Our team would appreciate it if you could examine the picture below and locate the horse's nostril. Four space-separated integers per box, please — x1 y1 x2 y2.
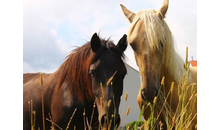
141 89 147 101
141 88 158 103
100 114 121 129
155 89 158 96
109 114 121 129
101 114 107 126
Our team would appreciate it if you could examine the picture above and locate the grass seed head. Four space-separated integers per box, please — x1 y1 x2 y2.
100 82 105 99
161 76 165 86
172 116 175 124
108 100 112 108
40 73 43 85
170 82 174 93
100 97 103 107
124 92 128 101
93 102 96 108
106 71 117 87
126 107 130 116
153 96 157 104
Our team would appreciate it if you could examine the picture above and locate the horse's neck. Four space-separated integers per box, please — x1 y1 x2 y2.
161 65 197 88
161 66 197 114
161 66 178 90
42 70 62 96
189 67 197 85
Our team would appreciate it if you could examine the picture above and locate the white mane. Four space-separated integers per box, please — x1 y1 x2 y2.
131 9 187 83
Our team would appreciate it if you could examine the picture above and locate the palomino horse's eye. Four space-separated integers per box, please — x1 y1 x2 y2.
160 42 164 48
130 43 136 50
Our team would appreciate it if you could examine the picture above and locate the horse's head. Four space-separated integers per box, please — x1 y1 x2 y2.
121 0 169 103
89 33 127 129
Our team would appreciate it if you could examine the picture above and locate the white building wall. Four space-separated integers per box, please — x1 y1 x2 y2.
119 64 142 126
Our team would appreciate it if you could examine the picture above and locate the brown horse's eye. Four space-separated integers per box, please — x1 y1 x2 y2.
89 70 96 77
94 93 99 97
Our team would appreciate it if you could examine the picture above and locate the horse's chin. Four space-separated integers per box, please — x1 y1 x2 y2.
99 114 120 130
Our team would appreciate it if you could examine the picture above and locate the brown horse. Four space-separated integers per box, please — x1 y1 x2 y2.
23 33 128 130
121 0 197 129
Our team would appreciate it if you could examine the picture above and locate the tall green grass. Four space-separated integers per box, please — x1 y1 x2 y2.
27 47 196 130
125 47 197 130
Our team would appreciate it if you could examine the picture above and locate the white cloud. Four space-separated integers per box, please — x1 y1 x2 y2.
23 62 35 73
50 28 58 38
23 0 197 73
166 0 197 60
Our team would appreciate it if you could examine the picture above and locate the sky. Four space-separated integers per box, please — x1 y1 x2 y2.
23 0 197 73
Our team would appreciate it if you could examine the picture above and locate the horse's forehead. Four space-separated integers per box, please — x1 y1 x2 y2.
127 18 143 44
130 9 158 30
95 52 125 71
103 52 123 65
132 9 157 24
127 18 147 53
128 9 166 52
128 10 153 39
94 49 122 63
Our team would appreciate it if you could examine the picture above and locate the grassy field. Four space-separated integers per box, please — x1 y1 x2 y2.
124 47 197 130
125 69 197 130
27 48 197 130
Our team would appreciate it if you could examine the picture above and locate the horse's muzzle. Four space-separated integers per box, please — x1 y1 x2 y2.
100 114 121 129
141 88 158 103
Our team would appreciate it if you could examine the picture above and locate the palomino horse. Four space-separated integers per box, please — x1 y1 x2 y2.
121 0 197 129
23 33 128 130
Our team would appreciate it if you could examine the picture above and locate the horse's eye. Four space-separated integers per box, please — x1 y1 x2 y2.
89 70 95 77
130 43 136 50
94 93 99 97
160 42 164 48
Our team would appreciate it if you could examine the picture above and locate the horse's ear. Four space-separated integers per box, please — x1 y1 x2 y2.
91 33 101 52
117 34 127 52
120 4 136 23
156 0 169 19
